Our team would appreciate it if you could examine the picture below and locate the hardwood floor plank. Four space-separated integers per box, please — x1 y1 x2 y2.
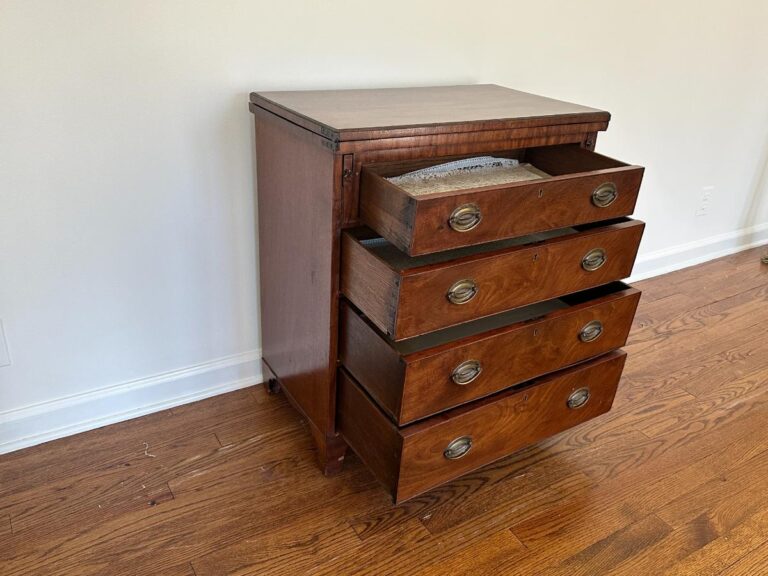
314 512 527 576
69 560 198 576
664 507 768 576
545 514 673 575
1 432 218 540
195 516 434 576
419 473 592 536
0 409 180 493
656 449 768 532
0 387 290 499
634 362 768 440
410 529 527 576
617 330 768 407
502 403 768 570
603 514 719 576
171 385 300 446
0 459 378 576
195 501 523 576
625 281 768 359
575 385 696 444
578 386 768 487
636 247 766 305
680 338 768 399
189 506 366 576
167 424 311 496
718 540 768 576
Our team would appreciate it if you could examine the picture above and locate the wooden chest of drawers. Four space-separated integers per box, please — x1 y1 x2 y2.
249 85 645 503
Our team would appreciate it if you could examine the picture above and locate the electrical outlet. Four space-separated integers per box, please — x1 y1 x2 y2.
695 186 714 216
0 320 11 367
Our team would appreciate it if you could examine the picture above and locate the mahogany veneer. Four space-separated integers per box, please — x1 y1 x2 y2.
250 84 645 501
337 351 627 503
360 145 644 256
340 283 640 424
341 219 644 340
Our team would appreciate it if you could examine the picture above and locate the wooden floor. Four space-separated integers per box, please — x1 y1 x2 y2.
2 247 767 576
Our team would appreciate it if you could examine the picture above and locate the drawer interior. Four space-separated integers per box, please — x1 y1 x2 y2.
364 144 635 198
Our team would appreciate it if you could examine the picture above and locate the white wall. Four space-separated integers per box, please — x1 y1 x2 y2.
1 0 767 453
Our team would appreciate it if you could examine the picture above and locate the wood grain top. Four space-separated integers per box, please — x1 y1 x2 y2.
250 84 610 141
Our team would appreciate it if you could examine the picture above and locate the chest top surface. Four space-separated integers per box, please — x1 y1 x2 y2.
250 84 610 141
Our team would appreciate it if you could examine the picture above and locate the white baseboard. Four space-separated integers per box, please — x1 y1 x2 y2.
628 222 768 282
0 350 262 455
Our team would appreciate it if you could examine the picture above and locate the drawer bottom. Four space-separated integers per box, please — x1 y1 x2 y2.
337 350 626 503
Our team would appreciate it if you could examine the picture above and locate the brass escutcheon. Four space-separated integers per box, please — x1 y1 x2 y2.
592 182 618 207
579 320 604 342
447 279 477 305
582 248 607 271
451 360 482 385
567 388 590 409
449 203 482 232
444 436 473 460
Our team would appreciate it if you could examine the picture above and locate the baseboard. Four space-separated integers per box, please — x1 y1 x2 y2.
0 349 263 455
628 222 768 282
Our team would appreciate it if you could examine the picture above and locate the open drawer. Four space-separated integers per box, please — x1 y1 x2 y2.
341 218 645 340
359 145 644 256
340 282 640 425
337 350 626 503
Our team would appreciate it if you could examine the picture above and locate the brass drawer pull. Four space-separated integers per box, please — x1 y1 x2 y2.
451 360 482 385
447 279 477 305
449 203 482 232
579 320 603 342
444 436 473 460
592 182 618 207
567 388 590 409
582 248 607 271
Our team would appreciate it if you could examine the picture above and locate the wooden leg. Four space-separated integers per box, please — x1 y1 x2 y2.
266 377 281 394
261 359 281 394
262 359 347 474
309 426 348 476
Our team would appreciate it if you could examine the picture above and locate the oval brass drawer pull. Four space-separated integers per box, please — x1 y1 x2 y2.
449 203 482 232
447 279 477 305
567 387 590 409
579 320 603 342
444 436 473 460
582 248 607 271
592 182 618 207
451 360 482 385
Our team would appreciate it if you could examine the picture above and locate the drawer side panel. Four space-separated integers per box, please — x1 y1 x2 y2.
337 370 403 495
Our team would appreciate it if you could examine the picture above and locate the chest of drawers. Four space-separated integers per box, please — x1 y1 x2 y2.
249 85 644 503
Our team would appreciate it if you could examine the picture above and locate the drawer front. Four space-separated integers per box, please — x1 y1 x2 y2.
340 283 640 424
360 145 644 256
395 219 644 338
337 350 626 503
341 219 645 340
